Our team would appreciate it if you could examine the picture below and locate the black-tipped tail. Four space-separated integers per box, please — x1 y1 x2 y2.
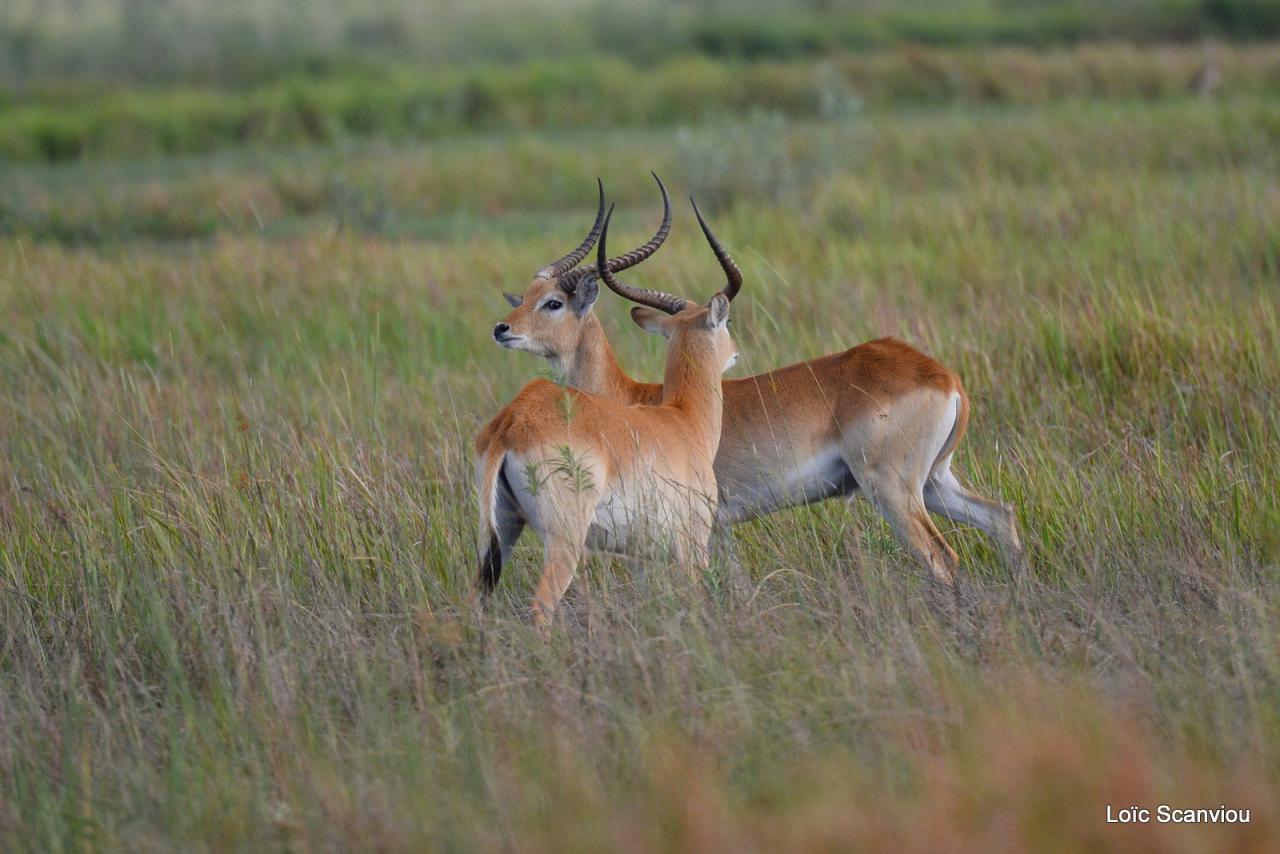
478 534 503 594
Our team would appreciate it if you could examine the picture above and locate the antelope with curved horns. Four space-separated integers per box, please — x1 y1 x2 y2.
494 178 1023 585
475 200 741 626
492 175 671 373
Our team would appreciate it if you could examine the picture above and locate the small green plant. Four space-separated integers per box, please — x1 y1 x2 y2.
522 444 596 499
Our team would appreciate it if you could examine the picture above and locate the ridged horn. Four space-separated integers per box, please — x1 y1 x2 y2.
536 178 606 280
596 205 688 316
561 172 671 289
690 197 742 302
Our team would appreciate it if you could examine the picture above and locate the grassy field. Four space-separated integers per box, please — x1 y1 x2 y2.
3 40 1280 852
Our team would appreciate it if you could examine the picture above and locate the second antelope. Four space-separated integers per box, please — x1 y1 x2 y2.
494 178 1023 585
476 201 742 626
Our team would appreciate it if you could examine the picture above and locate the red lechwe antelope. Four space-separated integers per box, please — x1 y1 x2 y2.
475 199 742 625
493 177 1023 585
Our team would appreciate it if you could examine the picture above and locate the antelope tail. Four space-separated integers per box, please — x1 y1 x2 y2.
476 446 508 593
931 385 971 479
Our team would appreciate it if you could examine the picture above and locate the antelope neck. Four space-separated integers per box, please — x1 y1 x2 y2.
556 313 642 401
659 331 723 438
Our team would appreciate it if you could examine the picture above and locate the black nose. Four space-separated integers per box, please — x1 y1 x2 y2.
493 323 510 339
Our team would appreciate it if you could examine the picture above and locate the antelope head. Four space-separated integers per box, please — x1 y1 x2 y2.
492 175 671 360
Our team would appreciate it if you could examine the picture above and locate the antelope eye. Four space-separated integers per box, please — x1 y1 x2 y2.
543 300 564 311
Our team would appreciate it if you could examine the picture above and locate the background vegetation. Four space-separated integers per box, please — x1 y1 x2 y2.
2 1 1279 850
3 0 1280 86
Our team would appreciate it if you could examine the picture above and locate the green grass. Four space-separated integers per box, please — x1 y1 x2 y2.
4 42 1279 163
4 0 1280 86
3 64 1280 849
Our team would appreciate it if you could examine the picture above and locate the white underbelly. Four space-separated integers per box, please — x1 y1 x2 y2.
717 445 855 524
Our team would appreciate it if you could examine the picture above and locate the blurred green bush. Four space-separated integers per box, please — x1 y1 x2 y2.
2 42 1277 163
3 1 1280 87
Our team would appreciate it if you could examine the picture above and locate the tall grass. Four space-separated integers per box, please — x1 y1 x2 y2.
3 83 1279 847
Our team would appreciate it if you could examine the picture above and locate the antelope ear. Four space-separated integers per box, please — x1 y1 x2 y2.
569 276 599 317
503 292 523 308
631 306 673 338
705 293 730 329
